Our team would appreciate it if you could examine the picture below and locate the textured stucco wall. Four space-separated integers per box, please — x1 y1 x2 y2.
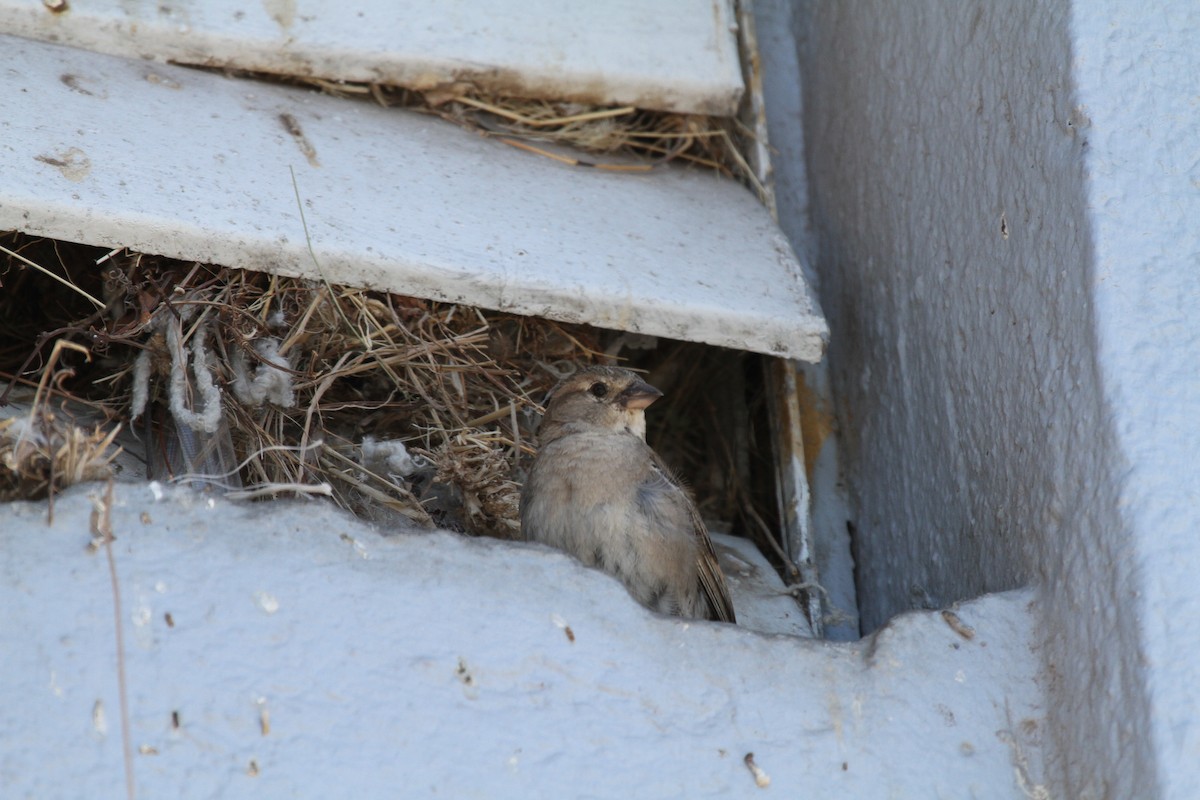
1071 5 1200 798
799 0 1093 628
794 0 1200 796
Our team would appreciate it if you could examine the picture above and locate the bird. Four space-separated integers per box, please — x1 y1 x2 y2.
520 365 736 623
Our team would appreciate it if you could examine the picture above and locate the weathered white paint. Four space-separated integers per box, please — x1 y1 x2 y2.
711 532 814 638
794 0 1200 796
0 0 743 115
0 34 826 363
753 0 858 641
0 483 1044 797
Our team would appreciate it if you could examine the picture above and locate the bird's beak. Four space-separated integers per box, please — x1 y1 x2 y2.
618 379 663 410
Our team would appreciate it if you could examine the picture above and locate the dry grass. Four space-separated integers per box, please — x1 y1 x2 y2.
0 233 778 553
0 413 122 503
0 339 123 503
397 90 766 199
0 233 611 535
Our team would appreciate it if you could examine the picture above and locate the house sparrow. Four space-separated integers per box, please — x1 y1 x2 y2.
520 366 736 623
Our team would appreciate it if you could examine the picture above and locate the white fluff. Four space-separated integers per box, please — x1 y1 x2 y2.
232 338 295 408
131 304 224 432
360 436 422 478
130 348 152 421
167 317 222 434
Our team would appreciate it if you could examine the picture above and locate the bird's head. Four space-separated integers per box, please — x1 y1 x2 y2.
539 365 662 441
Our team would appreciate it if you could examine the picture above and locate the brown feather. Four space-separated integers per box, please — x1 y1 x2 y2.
649 449 736 623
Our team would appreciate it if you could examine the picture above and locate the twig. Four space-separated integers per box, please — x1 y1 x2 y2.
0 242 105 308
91 480 136 800
451 95 635 127
463 403 518 428
169 441 325 485
496 138 654 172
288 166 355 333
743 498 802 581
21 340 93 522
225 482 333 500
296 352 350 484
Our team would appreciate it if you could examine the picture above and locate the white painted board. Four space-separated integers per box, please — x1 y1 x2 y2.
0 35 827 362
713 532 814 637
0 0 743 115
0 483 1045 798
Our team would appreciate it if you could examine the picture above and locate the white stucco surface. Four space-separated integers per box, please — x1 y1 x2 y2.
1071 5 1200 797
0 0 743 115
0 34 827 362
794 0 1200 796
0 483 1045 798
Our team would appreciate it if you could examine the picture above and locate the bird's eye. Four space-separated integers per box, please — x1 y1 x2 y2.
589 382 608 398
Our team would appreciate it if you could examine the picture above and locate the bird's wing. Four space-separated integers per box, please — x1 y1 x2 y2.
648 451 737 624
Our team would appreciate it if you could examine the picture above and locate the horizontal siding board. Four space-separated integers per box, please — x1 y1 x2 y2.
0 35 826 361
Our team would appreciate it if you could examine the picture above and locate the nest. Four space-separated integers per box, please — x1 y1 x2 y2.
0 233 613 536
1 232 780 561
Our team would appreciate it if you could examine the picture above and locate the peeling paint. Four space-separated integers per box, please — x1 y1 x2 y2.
0 0 745 115
35 148 91 182
794 369 835 481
